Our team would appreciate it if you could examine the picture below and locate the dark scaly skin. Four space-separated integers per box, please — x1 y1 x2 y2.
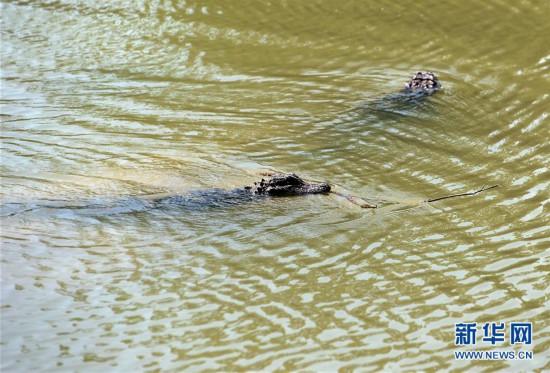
404 71 442 94
243 173 331 196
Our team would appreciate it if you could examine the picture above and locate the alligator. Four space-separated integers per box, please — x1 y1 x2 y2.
403 71 442 94
151 173 338 210
243 173 331 196
1 170 499 218
360 71 442 116
1 173 359 218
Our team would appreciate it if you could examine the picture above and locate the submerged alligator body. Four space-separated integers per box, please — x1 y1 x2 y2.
363 71 442 115
1 174 333 218
151 173 332 210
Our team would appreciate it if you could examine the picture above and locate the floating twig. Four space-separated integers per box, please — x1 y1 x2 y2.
331 191 377 208
426 184 500 203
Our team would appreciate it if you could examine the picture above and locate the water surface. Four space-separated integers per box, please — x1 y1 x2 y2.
1 0 549 371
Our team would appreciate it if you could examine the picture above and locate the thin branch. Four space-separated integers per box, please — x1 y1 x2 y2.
331 191 377 208
426 184 500 203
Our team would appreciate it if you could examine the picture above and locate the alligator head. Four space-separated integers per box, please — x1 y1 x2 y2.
404 71 441 94
244 173 331 196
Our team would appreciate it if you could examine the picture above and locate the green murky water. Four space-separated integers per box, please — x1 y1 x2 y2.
1 0 549 371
